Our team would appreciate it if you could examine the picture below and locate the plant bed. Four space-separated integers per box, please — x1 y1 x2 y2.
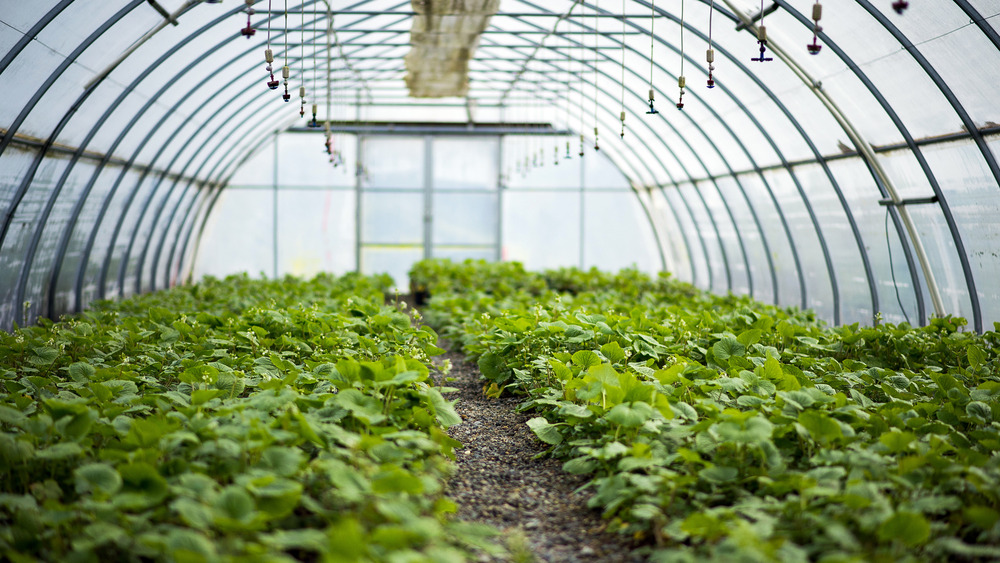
415 258 1000 562
0 273 499 562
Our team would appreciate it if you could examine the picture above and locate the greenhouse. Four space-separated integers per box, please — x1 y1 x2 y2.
1 0 999 561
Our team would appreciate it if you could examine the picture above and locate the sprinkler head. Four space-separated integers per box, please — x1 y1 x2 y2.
241 25 256 38
267 74 280 90
807 41 822 54
892 0 908 14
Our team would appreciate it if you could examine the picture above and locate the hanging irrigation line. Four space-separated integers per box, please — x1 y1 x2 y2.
578 1 585 156
308 7 320 127
282 0 291 101
646 0 658 114
677 0 686 108
299 2 306 116
619 0 626 138
593 0 600 151
264 0 279 89
706 0 716 88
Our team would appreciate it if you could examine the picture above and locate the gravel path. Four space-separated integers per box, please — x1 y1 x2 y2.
436 349 647 563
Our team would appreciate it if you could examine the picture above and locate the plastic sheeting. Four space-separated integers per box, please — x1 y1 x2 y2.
1 0 999 331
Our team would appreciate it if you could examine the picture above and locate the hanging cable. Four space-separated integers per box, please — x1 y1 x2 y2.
619 0 626 139
751 0 773 62
308 7 320 127
579 4 585 157
264 0 279 89
282 0 291 101
808 1 823 54
593 0 600 151
885 208 911 325
242 0 256 37
299 2 306 117
647 0 658 114
677 0 686 108
706 0 716 88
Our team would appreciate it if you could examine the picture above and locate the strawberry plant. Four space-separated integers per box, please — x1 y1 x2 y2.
417 259 1000 562
0 273 499 562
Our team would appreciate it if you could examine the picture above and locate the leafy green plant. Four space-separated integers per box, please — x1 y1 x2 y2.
0 273 501 562
417 258 1000 562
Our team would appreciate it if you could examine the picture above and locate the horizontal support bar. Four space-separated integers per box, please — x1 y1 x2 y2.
878 195 939 207
0 128 219 190
287 121 572 135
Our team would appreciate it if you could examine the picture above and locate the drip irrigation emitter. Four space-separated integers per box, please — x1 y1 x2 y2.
263 0 279 89
619 0 626 139
706 0 716 88
677 0 686 108
646 0 658 114
241 0 256 37
281 0 290 102
751 0 773 62
808 1 823 54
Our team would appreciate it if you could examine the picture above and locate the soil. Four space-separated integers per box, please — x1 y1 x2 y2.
434 349 648 563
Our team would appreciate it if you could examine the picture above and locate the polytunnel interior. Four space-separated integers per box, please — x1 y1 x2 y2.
1 0 999 333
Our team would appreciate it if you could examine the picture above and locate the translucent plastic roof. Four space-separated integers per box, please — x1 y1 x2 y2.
1 0 999 332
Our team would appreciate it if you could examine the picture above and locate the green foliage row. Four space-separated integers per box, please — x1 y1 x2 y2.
0 273 498 562
415 259 1000 562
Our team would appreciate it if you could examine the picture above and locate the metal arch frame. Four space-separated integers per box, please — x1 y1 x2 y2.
32 0 391 313
953 0 1000 52
771 1 956 328
629 0 859 324
856 0 989 331
3 0 987 327
179 131 287 286
0 0 75 75
513 1 745 294
2 2 148 327
73 2 390 307
47 4 260 318
519 1 828 311
174 128 287 287
0 0 144 258
470 37 714 289
486 21 747 295
144 95 300 294
517 0 838 311
127 7 407 297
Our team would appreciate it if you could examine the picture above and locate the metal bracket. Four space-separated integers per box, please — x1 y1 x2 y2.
735 3 779 31
878 195 939 207
146 0 179 26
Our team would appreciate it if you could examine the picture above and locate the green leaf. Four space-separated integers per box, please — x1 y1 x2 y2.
372 466 424 494
878 511 930 547
74 463 122 496
191 389 225 405
68 361 96 382
428 388 462 427
966 401 993 424
30 346 59 366
605 401 654 427
737 329 762 347
478 351 507 383
257 446 304 477
36 442 83 460
798 410 842 443
213 486 256 522
600 342 627 364
336 389 386 426
699 465 739 484
967 345 987 370
713 336 745 361
526 417 563 445
571 350 602 368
